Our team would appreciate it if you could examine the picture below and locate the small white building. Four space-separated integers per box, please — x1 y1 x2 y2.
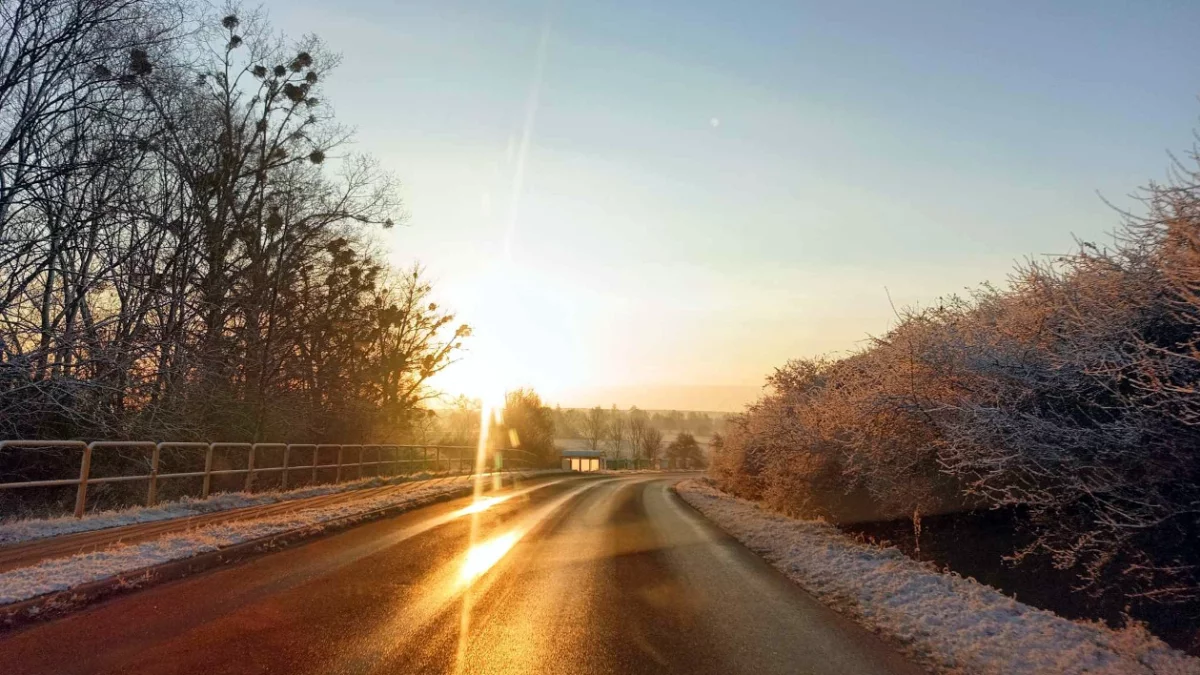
561 449 604 472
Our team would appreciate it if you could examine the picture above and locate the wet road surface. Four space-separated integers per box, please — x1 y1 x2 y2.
0 474 922 674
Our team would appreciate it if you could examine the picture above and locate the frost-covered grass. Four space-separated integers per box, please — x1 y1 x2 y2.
0 476 491 605
676 478 1200 675
0 470 474 546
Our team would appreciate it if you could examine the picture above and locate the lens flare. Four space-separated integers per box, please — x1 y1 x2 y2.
454 12 553 673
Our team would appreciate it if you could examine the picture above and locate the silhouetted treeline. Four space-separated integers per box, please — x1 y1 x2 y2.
408 391 557 468
710 143 1200 646
0 1 467 444
551 407 724 439
547 405 721 464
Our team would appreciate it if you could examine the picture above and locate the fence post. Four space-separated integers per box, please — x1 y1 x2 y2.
201 443 214 498
282 444 291 490
244 444 256 492
335 445 344 483
146 443 162 507
74 443 94 518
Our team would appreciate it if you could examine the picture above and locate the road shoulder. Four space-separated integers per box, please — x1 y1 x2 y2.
0 471 558 630
674 477 1200 675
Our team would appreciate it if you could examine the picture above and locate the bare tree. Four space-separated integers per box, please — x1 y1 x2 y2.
628 406 650 462
605 404 627 460
639 427 663 465
0 3 466 447
581 406 606 452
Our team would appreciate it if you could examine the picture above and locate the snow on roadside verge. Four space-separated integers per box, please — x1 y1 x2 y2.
0 471 473 546
0 470 561 606
675 478 1200 675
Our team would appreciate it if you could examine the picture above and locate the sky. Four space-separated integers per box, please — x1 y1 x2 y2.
261 0 1200 411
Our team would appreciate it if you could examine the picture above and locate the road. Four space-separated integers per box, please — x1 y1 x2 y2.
0 474 922 675
0 473 496 573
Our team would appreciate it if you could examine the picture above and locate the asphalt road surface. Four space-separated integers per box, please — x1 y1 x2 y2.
0 474 922 675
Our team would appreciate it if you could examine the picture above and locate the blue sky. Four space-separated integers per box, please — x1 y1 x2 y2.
263 0 1200 409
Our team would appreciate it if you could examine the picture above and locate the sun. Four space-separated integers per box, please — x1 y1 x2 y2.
428 263 585 405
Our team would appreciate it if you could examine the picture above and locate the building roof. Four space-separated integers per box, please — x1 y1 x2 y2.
560 449 604 458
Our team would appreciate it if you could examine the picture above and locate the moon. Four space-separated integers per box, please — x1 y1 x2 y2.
710 117 720 128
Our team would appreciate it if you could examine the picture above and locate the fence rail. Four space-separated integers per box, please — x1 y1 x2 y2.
0 440 539 518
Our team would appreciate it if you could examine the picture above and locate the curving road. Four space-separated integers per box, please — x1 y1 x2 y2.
0 474 922 674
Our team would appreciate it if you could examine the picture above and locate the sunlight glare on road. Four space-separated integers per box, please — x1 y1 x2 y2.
453 495 510 517
458 532 519 586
